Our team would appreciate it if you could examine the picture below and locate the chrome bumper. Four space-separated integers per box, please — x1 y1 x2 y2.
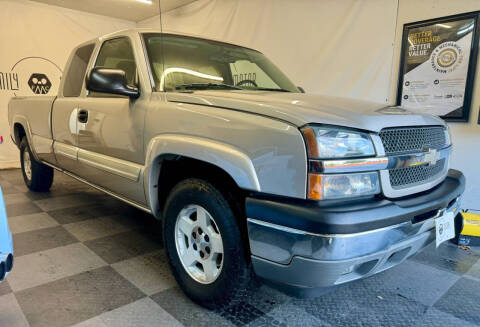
248 200 460 289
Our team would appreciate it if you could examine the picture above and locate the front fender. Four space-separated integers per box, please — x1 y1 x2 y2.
144 134 260 216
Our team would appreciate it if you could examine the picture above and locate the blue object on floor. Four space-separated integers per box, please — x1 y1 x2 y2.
0 187 13 281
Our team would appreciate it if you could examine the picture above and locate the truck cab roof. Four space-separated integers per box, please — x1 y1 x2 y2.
76 28 258 54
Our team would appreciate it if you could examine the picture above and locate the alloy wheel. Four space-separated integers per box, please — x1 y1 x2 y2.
174 204 224 284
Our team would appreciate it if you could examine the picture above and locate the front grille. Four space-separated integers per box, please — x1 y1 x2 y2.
389 158 446 189
380 126 446 155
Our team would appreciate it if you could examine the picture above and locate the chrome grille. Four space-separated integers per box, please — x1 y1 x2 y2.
389 159 446 189
379 126 446 155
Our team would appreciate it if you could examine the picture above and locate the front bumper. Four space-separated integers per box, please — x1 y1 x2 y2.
0 187 14 281
246 169 465 290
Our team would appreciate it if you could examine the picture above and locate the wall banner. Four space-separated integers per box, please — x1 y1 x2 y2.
397 13 480 122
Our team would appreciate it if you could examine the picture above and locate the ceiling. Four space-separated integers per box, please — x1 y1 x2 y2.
29 0 197 22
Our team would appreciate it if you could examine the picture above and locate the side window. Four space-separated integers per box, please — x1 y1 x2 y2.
95 37 137 86
63 43 95 97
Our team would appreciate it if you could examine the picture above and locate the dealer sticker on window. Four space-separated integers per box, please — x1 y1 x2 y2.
435 211 455 247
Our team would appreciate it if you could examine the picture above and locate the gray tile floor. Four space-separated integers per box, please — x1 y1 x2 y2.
0 168 479 327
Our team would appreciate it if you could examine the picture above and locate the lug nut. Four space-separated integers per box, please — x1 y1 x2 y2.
198 228 203 235
193 244 197 251
204 235 209 242
192 232 196 238
205 246 210 254
199 251 204 258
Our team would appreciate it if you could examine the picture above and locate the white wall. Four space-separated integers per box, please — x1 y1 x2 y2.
0 0 135 168
139 0 398 103
140 0 480 210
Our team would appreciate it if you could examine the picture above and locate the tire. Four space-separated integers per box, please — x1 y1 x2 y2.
163 178 252 309
20 137 53 192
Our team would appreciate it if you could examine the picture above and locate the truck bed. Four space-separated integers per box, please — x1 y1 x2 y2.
8 96 56 150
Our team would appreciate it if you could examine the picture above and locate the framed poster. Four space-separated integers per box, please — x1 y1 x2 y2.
397 12 480 122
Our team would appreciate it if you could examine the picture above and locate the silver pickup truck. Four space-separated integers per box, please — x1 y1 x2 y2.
8 29 465 308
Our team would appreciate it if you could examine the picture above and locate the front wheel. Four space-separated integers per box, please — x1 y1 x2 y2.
163 178 252 309
20 137 53 192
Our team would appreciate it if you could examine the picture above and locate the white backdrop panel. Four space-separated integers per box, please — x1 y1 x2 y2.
0 0 135 168
139 0 398 103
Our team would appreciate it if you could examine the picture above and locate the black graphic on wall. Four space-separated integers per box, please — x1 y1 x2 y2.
28 73 51 94
9 56 62 97
0 72 19 91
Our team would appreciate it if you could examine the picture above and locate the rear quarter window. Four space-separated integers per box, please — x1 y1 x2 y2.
63 43 95 97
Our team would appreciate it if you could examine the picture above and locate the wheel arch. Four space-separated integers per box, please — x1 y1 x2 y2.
11 116 40 161
13 122 26 147
144 134 260 218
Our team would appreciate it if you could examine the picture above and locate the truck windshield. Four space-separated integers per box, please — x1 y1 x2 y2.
142 33 299 93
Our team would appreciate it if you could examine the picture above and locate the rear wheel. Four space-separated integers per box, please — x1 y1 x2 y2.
20 137 53 192
163 178 251 309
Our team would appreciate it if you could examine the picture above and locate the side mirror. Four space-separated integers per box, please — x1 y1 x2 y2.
86 67 139 98
298 86 305 93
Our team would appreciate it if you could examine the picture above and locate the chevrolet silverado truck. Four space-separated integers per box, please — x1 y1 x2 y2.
8 29 465 308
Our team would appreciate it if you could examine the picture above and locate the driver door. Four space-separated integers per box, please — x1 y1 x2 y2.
75 36 147 205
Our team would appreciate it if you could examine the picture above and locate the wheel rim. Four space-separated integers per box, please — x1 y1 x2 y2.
23 149 32 181
174 204 224 284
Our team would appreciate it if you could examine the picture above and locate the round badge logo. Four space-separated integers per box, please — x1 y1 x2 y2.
437 48 457 68
430 41 464 74
10 57 62 97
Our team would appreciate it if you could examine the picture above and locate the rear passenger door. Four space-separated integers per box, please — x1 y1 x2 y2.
75 36 147 205
52 43 95 174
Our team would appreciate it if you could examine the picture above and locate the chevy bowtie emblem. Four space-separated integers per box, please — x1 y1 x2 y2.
423 148 440 166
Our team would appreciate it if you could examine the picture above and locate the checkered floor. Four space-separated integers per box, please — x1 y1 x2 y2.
0 168 479 327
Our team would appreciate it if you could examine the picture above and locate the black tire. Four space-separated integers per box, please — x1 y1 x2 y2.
20 137 53 192
163 178 252 309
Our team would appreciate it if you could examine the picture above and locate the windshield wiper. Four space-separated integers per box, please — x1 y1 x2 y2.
252 87 292 92
176 83 243 91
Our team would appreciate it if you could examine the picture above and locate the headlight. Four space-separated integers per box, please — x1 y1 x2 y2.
301 126 375 159
302 125 380 200
308 172 380 200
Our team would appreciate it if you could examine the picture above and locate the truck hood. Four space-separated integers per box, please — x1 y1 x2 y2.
166 90 444 132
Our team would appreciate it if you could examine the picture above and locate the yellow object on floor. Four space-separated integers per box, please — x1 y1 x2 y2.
462 212 480 237
458 212 480 246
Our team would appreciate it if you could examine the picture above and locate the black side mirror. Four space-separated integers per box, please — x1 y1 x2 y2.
298 86 305 93
86 67 139 98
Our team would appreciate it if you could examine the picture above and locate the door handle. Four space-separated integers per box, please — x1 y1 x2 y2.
78 109 88 123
